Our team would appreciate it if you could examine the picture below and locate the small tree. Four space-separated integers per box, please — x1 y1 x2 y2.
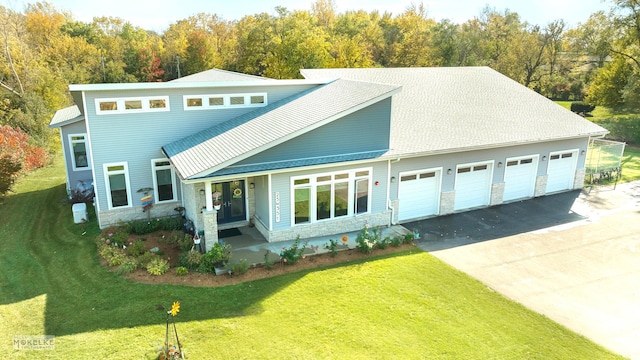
0 125 49 198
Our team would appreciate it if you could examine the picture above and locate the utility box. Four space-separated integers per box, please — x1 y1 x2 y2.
72 203 87 224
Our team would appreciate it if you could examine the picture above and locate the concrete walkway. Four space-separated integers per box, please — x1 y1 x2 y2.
408 182 640 359
222 224 410 266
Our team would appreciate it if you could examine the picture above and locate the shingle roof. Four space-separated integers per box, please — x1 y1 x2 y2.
49 105 84 128
170 68 268 82
301 67 608 157
163 79 401 180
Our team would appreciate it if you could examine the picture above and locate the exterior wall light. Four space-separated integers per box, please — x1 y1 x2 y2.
390 176 396 183
542 156 547 161
447 169 453 175
498 162 503 168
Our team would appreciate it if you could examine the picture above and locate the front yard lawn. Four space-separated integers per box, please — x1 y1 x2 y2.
0 162 624 359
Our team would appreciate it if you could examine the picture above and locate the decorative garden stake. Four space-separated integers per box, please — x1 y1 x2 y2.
138 187 154 220
160 301 183 359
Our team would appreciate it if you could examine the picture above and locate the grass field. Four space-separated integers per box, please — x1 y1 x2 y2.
0 161 626 359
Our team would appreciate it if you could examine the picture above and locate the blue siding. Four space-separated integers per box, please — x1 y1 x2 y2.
253 175 270 227
85 84 315 211
236 98 392 166
60 121 93 192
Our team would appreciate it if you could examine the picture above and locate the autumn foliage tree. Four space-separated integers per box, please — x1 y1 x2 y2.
0 125 49 197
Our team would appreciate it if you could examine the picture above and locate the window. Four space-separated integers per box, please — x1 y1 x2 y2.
152 159 177 203
69 134 90 171
96 96 170 115
183 93 268 111
292 168 371 225
104 162 131 209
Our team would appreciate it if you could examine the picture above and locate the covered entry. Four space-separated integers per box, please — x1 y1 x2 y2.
398 169 441 221
212 180 247 224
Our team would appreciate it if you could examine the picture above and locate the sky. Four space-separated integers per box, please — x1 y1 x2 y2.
3 0 611 32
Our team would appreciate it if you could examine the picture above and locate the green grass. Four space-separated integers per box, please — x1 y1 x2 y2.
0 162 625 359
620 145 640 182
555 101 635 122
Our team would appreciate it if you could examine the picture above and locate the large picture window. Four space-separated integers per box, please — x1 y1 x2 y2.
151 159 177 203
104 162 131 209
69 134 90 171
292 168 371 225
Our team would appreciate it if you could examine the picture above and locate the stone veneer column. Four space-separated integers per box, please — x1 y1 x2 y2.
490 182 505 206
573 169 586 189
202 210 218 252
440 191 455 215
534 175 548 197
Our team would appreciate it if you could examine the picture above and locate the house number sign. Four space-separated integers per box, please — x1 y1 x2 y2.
275 191 280 223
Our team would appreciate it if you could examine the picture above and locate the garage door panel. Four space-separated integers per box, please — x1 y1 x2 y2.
454 163 492 211
546 151 578 193
398 170 440 221
503 157 538 201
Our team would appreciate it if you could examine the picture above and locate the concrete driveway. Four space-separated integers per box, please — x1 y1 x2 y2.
406 182 640 359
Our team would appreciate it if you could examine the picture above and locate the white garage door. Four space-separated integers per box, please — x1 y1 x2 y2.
398 169 441 221
546 150 578 193
454 162 493 211
503 156 538 202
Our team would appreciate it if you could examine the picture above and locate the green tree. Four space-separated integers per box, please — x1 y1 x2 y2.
586 56 632 107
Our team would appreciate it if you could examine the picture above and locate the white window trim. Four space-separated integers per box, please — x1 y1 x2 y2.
290 167 372 226
182 93 268 111
95 96 170 115
151 158 177 203
104 162 132 210
68 133 91 171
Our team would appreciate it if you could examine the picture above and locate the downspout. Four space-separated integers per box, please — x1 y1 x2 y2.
387 157 401 225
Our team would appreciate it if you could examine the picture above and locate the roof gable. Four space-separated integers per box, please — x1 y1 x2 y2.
49 105 84 128
163 79 401 180
170 68 269 82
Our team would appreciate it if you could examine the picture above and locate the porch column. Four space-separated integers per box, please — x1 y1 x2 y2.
205 181 213 211
203 209 218 251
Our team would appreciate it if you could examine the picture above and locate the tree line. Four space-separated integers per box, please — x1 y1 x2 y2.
1 0 639 196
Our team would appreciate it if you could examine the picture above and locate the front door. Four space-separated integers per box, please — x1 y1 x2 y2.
212 180 246 224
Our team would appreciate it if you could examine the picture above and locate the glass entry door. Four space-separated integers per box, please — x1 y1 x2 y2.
212 180 246 224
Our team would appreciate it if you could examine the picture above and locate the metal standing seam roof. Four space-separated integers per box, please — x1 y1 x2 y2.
48 105 84 128
301 67 608 157
163 79 401 180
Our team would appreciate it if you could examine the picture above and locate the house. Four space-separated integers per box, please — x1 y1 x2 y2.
49 67 607 251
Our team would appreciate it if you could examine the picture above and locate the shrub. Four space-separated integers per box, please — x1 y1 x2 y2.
199 243 232 273
264 250 274 270
355 224 381 254
570 101 596 115
146 258 169 276
231 259 249 275
158 216 183 231
137 251 155 267
126 219 159 235
325 239 339 257
107 249 128 267
376 236 390 250
403 233 415 244
390 236 403 247
164 230 193 251
178 250 202 270
117 257 138 275
126 239 146 257
175 266 189 276
279 236 308 265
